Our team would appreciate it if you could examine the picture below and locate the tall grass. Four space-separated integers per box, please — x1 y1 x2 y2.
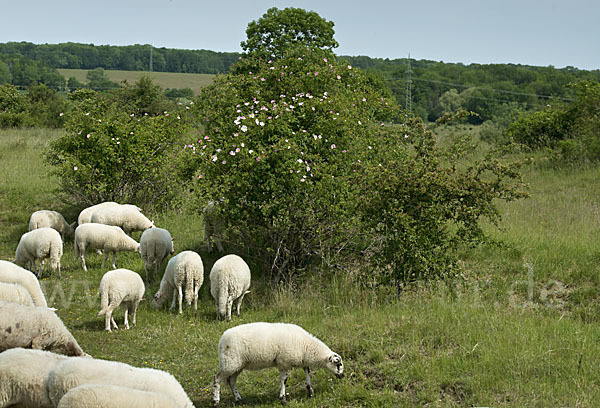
1 128 599 407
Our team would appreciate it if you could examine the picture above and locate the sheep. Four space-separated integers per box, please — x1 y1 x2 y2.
0 260 48 307
0 348 69 408
203 200 224 252
15 227 63 278
212 322 344 406
0 282 34 306
98 268 145 332
74 223 140 272
90 205 153 234
0 301 87 356
46 356 195 408
77 202 143 225
152 250 204 314
140 227 174 282
29 209 77 240
56 384 180 408
209 254 251 321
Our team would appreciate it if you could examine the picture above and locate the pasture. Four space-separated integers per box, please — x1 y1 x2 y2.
57 69 215 94
1 127 599 407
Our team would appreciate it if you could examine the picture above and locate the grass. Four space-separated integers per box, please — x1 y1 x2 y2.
57 68 215 94
1 127 600 407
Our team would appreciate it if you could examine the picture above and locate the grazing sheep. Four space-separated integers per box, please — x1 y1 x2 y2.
203 200 224 253
74 223 140 272
98 269 145 332
210 254 251 321
78 202 143 225
0 301 87 356
153 250 204 314
56 384 179 408
29 210 77 239
46 356 195 408
0 282 34 306
212 322 344 406
90 205 153 234
0 348 69 408
0 260 47 307
15 227 63 278
140 227 174 282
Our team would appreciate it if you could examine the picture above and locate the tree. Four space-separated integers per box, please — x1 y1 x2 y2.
240 7 339 59
86 68 119 90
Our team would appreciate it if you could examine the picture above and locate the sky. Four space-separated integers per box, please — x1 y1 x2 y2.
1 0 599 70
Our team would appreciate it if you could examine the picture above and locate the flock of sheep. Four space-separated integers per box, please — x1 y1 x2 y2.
0 201 344 407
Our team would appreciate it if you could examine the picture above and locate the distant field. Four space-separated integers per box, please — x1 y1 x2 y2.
58 69 215 94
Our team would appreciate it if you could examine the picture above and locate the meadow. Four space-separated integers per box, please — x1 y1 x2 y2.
57 69 215 94
1 127 599 407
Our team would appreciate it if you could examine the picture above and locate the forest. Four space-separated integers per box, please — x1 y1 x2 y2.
2 41 600 123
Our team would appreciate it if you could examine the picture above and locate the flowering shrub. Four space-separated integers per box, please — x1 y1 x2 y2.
187 48 527 283
46 89 189 209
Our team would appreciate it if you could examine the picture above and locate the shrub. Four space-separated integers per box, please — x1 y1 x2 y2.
185 48 527 285
46 90 189 209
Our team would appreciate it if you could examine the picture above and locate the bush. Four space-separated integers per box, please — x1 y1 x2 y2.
185 48 527 285
46 89 189 209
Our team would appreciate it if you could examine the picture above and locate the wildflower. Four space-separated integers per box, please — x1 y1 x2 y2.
241 143 245 147
315 72 319 76
59 112 64 117
260 78 265 81
259 121 265 126
198 174 203 178
348 65 352 69
130 113 134 117
86 134 91 139
212 155 218 162
362 97 367 102
222 160 227 164
73 166 78 170
323 58 328 62
230 151 235 156
241 125 248 132
337 75 341 80
331 144 336 149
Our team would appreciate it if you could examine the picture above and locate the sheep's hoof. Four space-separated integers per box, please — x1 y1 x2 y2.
306 385 314 398
279 395 287 405
211 399 219 407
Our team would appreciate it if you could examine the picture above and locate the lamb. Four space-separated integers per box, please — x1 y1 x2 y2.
203 200 224 252
0 348 69 408
77 202 142 225
98 268 145 332
140 227 174 282
212 322 344 406
209 254 251 321
29 210 77 239
0 301 87 356
153 250 204 314
0 260 48 307
15 227 63 278
90 205 153 234
46 356 195 408
0 282 34 306
56 384 179 408
74 223 140 272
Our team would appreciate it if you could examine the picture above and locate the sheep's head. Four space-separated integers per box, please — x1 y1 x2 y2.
152 291 167 309
326 353 344 379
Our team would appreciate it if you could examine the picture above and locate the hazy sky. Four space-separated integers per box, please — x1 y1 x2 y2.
2 0 598 70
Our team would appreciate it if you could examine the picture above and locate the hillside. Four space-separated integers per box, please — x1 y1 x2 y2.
58 69 215 94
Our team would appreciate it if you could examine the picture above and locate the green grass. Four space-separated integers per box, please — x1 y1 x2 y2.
1 127 600 407
57 68 215 94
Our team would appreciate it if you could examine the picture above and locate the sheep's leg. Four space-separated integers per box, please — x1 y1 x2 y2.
122 304 130 330
226 296 233 322
278 369 290 404
101 252 108 269
178 285 183 314
104 303 119 332
234 293 246 317
131 301 139 326
111 252 117 269
170 288 177 310
304 367 314 397
193 286 199 313
212 372 223 406
145 264 151 282
57 260 61 279
228 371 242 403
79 248 88 272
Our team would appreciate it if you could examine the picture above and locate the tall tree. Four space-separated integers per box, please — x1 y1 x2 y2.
240 7 338 59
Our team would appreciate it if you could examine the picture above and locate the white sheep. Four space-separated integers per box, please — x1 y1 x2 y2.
46 356 195 408
15 227 63 278
74 223 140 272
56 384 179 408
0 348 69 408
98 268 145 332
0 260 48 307
212 322 344 406
203 200 224 252
210 254 251 321
140 227 174 281
90 205 153 234
29 210 77 240
153 250 204 314
0 301 87 356
0 281 34 306
78 202 142 225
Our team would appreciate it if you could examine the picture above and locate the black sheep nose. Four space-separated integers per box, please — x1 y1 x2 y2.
336 372 344 379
